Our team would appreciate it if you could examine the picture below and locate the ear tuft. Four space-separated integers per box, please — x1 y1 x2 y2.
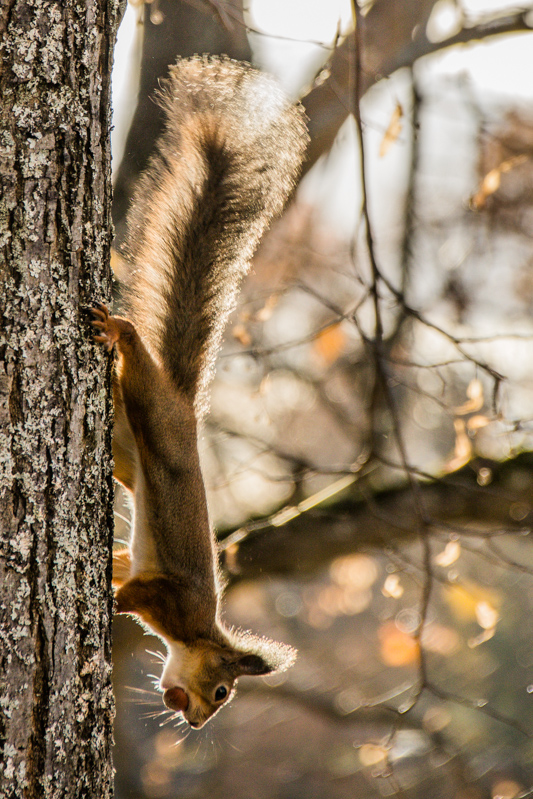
235 653 273 676
226 629 297 676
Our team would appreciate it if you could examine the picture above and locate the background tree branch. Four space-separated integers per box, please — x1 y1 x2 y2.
221 453 533 578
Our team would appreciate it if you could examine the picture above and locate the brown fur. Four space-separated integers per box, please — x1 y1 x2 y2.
92 57 308 728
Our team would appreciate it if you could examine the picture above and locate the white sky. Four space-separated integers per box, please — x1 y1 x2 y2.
248 0 533 97
250 0 353 42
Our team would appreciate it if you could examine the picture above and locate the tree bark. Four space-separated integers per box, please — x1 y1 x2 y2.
0 1 122 797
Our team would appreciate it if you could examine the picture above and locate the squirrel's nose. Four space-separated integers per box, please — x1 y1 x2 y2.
163 687 189 712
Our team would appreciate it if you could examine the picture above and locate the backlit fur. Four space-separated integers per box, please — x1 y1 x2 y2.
94 57 307 728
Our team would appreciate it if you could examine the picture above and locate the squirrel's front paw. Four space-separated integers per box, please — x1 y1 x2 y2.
91 303 123 352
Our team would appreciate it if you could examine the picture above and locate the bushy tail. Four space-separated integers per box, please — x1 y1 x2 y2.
121 56 308 418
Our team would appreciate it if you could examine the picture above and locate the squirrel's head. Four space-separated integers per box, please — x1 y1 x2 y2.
159 633 296 729
114 575 297 727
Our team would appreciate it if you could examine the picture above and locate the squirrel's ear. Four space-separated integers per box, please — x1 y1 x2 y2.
234 653 273 676
228 634 297 677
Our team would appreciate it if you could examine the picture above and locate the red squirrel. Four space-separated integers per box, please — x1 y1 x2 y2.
91 56 308 728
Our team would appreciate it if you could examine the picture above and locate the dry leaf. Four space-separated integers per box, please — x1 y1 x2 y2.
330 554 378 590
490 780 522 799
434 540 461 567
467 414 490 431
359 744 387 767
382 574 404 599
255 293 279 322
444 418 472 472
379 102 403 157
232 324 252 347
445 581 500 622
421 623 461 656
468 628 495 648
423 706 452 733
454 378 484 415
475 600 499 631
471 154 528 209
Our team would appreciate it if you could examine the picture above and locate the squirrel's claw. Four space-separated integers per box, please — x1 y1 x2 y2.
91 304 119 352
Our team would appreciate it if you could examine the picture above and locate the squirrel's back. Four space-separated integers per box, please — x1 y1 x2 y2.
122 56 308 418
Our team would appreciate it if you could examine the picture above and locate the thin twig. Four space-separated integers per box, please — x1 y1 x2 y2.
426 682 532 739
352 0 433 714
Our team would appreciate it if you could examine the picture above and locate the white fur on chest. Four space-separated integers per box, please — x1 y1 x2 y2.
129 473 159 575
160 642 201 691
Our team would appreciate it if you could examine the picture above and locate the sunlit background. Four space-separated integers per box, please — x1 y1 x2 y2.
110 2 533 797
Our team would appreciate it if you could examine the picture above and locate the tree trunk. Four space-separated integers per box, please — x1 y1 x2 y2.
0 2 121 797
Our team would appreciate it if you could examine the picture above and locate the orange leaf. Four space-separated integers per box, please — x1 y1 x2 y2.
378 622 419 667
445 581 500 622
313 323 347 365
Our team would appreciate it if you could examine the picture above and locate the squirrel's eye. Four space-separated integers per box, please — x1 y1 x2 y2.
214 685 228 702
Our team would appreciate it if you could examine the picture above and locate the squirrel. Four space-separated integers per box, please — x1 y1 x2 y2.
91 56 308 729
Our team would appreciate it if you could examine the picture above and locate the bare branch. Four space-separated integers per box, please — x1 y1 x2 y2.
302 7 533 175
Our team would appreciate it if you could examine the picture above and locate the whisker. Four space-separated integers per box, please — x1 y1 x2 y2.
140 709 171 721
173 728 191 745
145 648 166 664
124 685 160 696
122 699 161 706
122 685 161 704
159 713 182 727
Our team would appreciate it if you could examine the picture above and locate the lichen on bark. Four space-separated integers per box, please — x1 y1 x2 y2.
0 1 122 797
